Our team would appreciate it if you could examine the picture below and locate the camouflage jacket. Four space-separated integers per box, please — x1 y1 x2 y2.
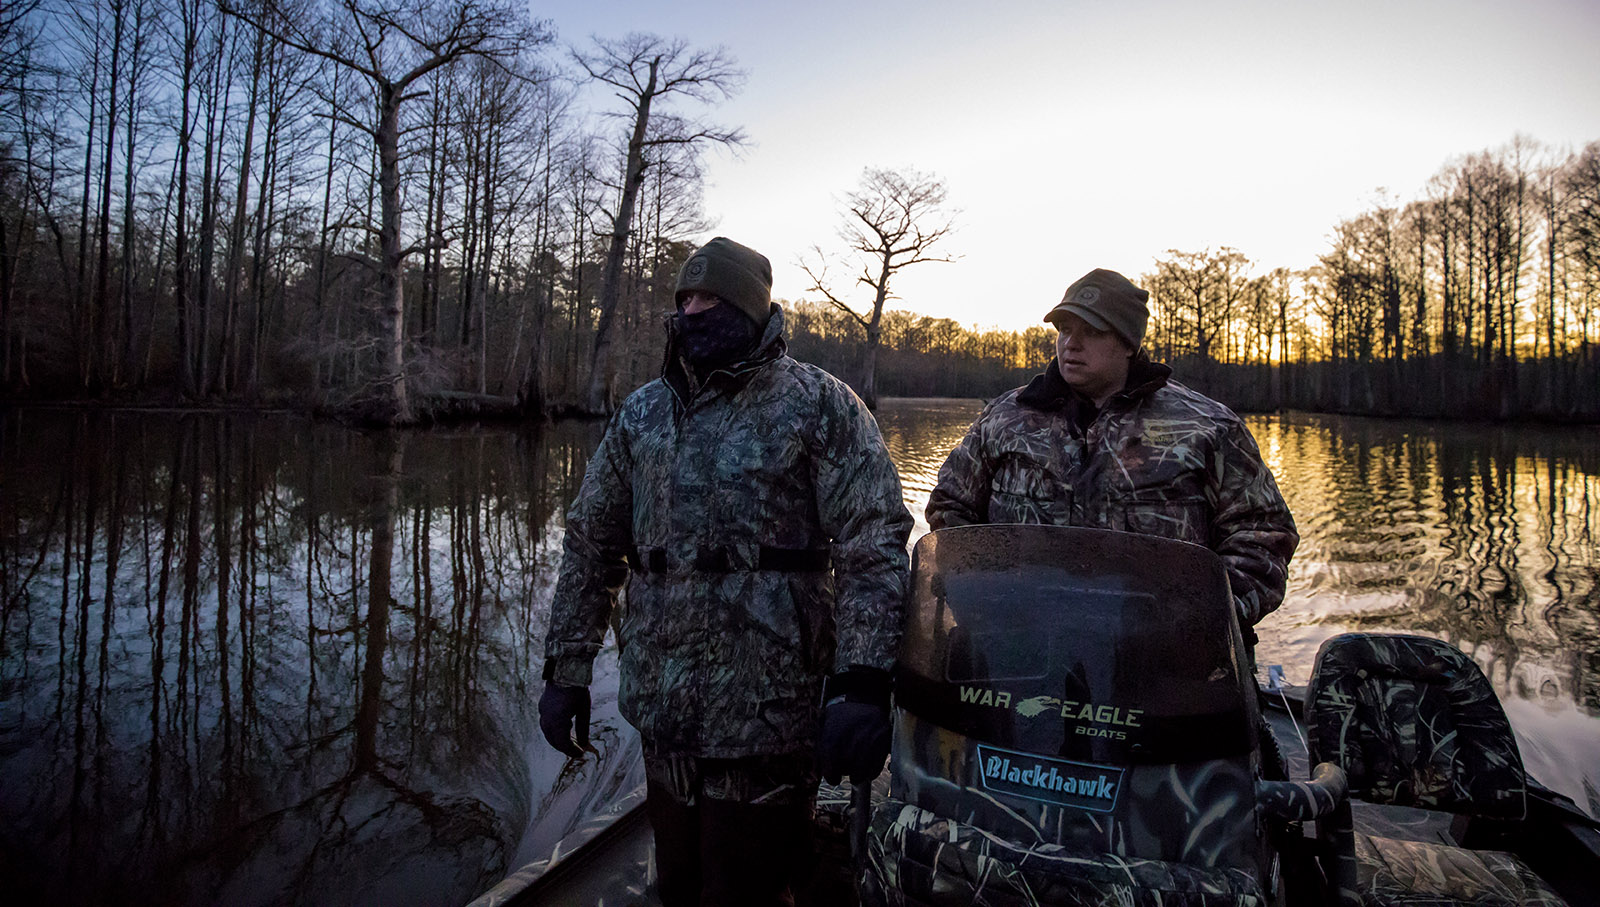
544 306 913 758
925 358 1297 626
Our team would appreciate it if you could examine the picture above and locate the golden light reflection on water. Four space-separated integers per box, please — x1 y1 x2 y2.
874 397 982 539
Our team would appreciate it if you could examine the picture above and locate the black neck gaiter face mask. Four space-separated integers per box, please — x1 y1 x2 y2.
675 303 761 373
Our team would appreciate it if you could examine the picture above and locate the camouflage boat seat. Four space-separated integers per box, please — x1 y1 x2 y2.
862 525 1348 907
1305 633 1569 907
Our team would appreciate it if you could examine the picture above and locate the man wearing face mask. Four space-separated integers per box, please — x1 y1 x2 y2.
539 237 913 906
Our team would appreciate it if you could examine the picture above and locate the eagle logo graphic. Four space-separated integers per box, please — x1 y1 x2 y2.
1014 695 1061 718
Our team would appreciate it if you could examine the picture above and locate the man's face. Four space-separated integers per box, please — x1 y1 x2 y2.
1053 312 1134 402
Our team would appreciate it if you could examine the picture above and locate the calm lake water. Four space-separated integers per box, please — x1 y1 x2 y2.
1 400 1597 906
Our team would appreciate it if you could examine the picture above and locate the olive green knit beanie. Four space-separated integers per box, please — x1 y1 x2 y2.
1044 268 1150 351
674 237 773 326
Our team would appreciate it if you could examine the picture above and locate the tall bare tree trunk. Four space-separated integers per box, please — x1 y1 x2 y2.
312 64 338 391
419 87 443 343
75 22 103 389
195 12 232 396
173 0 199 397
247 54 286 398
93 3 122 391
220 24 264 396
373 84 411 423
585 57 657 414
117 0 147 387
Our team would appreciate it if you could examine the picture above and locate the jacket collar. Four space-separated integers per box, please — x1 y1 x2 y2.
663 303 787 406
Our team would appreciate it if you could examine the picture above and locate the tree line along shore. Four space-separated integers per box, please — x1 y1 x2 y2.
2 3 1596 423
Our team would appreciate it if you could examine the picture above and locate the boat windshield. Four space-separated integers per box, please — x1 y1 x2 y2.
896 525 1254 764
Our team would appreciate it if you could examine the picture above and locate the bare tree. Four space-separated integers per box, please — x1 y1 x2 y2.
0 0 47 387
1562 142 1600 378
222 0 550 423
510 79 576 415
573 32 745 414
1146 248 1245 362
799 166 957 408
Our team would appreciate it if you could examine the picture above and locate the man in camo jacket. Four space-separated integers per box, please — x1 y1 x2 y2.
539 237 913 906
926 267 1297 632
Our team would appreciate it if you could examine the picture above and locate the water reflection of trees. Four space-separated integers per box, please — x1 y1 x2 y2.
0 410 604 906
1264 415 1600 712
4 405 1597 901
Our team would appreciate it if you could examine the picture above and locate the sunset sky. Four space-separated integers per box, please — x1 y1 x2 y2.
544 0 1600 332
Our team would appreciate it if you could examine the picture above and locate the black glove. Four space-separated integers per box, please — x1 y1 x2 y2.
818 667 893 784
539 680 592 759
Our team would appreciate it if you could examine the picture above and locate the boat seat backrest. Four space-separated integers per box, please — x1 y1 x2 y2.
1305 632 1526 818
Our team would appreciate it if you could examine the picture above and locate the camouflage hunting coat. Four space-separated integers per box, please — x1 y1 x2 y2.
543 306 913 758
925 358 1296 626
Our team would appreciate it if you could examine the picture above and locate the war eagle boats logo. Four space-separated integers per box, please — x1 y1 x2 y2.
957 686 1144 740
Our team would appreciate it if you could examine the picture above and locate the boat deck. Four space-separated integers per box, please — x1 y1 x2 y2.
468 692 1600 906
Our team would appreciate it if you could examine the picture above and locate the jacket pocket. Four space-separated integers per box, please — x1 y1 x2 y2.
989 454 1071 524
1121 496 1209 545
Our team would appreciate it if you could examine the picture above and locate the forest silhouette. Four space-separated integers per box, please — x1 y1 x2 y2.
2 2 1596 421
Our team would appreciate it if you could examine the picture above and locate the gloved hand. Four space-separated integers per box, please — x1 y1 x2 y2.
539 681 592 759
817 667 893 784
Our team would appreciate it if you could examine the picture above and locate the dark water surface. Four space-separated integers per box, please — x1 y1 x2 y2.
2 402 1597 905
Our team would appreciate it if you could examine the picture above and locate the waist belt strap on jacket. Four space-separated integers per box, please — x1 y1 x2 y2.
629 545 830 574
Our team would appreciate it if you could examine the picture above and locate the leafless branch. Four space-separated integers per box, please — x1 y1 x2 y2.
798 249 870 329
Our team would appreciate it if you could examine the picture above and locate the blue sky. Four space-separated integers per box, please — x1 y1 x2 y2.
536 0 1600 330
